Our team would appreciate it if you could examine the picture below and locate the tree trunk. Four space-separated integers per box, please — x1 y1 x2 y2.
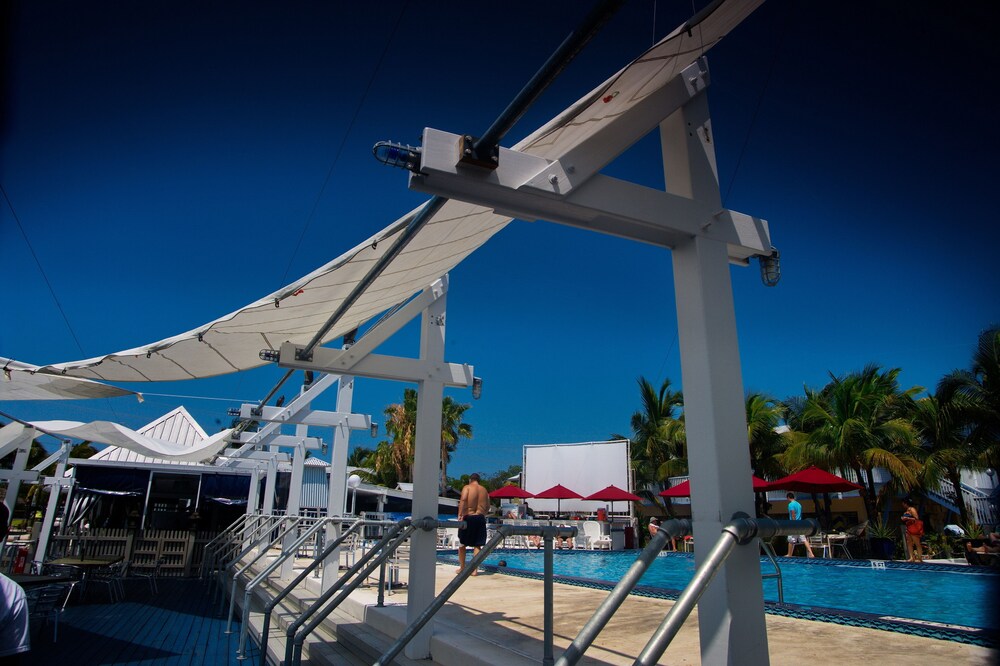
946 465 971 526
854 465 877 522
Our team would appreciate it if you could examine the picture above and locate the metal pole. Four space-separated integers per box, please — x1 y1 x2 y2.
543 531 555 666
556 520 690 666
300 0 624 360
633 529 738 666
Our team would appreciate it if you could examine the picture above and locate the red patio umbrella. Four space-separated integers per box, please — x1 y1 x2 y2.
766 466 861 493
658 476 769 498
584 484 642 515
533 484 583 518
489 485 534 499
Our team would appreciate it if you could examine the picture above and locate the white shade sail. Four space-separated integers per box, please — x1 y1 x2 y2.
28 419 233 463
0 357 137 401
26 0 761 385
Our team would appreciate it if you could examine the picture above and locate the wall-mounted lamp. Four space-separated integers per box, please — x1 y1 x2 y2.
373 141 422 172
758 249 780 287
370 422 379 438
259 348 280 362
472 376 483 400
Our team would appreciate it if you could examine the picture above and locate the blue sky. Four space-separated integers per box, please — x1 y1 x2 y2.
2 1 998 478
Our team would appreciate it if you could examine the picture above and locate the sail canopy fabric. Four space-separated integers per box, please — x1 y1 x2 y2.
28 419 233 463
27 0 762 385
0 357 137 401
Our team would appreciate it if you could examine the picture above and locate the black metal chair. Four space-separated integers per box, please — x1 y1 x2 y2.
26 583 74 642
88 560 127 602
128 557 163 594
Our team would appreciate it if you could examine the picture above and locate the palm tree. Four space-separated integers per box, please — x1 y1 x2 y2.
380 388 473 489
799 364 923 521
439 396 473 492
912 392 978 525
614 377 686 512
939 325 1000 470
745 393 787 479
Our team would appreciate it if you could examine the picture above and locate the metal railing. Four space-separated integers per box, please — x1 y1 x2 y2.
557 516 817 666
256 519 373 666
758 537 783 604
226 516 312 628
375 522 577 666
234 516 340 659
286 518 423 666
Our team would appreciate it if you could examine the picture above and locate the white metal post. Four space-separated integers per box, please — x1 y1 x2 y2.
281 427 307 579
246 468 261 517
405 290 447 659
323 374 354 592
33 445 69 569
262 455 278 516
662 94 768 664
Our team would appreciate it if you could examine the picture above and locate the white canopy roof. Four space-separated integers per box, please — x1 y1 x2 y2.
0 357 137 401
29 418 232 463
25 0 761 385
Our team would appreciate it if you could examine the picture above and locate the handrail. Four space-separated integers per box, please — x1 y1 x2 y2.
214 514 284 606
555 519 691 666
633 517 818 666
758 537 783 604
200 514 250 578
257 519 372 666
287 519 417 666
205 513 262 580
375 522 577 666
227 516 306 632
235 516 338 659
557 517 816 666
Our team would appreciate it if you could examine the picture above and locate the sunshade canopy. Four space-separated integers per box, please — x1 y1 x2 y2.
533 484 584 500
766 466 862 493
583 485 641 502
659 476 769 498
17 0 762 387
489 485 534 499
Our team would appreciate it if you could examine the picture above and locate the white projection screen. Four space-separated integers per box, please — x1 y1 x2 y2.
522 440 631 515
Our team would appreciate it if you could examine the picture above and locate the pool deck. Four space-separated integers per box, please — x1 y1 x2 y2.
393 563 995 665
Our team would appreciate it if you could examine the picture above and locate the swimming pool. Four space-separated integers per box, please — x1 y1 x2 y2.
444 549 999 644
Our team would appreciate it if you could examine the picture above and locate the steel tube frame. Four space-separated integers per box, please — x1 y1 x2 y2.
287 521 416 666
227 516 304 632
634 517 817 666
299 1 622 361
555 519 692 666
257 519 370 666
237 516 337 659
375 524 577 666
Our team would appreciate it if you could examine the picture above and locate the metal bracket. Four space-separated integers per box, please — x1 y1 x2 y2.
458 134 499 170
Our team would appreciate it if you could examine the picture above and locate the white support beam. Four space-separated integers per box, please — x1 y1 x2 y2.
33 444 70 569
222 371 341 463
323 373 354 592
238 404 370 430
664 91 768 665
276 344 474 388
228 434 323 450
405 285 448 660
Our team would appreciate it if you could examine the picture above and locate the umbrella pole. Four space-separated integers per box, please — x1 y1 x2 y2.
543 530 555 666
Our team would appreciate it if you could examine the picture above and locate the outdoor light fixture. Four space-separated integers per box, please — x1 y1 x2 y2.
347 473 362 515
373 141 422 172
370 422 379 438
758 249 781 287
472 376 483 400
226 407 240 417
259 348 280 362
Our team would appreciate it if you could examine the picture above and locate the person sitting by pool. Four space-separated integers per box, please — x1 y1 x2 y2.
965 532 1000 565
648 517 677 550
555 524 575 549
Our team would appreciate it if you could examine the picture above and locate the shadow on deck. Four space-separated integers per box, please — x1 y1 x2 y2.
24 577 257 666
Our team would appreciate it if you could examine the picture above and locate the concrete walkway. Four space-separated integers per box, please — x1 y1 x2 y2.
339 562 996 666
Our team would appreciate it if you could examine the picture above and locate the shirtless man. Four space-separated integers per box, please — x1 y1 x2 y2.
457 473 490 576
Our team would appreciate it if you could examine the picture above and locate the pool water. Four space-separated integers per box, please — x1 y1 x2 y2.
474 550 999 631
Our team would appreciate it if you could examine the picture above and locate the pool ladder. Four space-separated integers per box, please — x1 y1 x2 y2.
759 537 784 603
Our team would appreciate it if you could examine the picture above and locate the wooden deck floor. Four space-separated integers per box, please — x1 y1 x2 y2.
24 577 259 666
